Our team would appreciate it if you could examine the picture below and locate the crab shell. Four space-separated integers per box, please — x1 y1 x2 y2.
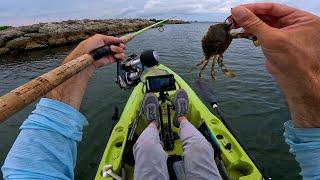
201 23 233 59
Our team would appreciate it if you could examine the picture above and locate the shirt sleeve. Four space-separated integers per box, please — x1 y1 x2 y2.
283 121 320 180
1 98 88 180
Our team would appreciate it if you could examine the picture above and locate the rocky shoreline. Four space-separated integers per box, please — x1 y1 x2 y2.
0 19 188 56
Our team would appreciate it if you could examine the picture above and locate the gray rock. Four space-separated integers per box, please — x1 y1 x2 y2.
39 23 67 35
17 24 40 33
25 42 48 50
66 33 89 43
0 47 9 55
0 29 25 47
24 33 48 42
0 19 188 55
0 38 6 47
6 36 32 49
48 35 67 45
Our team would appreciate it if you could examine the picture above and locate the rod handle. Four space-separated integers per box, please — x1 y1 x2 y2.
0 54 94 123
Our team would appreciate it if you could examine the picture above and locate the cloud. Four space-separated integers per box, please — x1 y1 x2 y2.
0 0 319 26
141 0 319 15
142 0 229 14
129 0 320 21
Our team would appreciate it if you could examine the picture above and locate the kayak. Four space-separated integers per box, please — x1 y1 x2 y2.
95 64 265 180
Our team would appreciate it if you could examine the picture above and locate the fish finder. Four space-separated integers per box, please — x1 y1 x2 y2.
146 74 176 93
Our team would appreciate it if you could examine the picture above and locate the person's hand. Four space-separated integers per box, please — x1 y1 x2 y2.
65 34 125 68
46 34 126 110
231 3 320 128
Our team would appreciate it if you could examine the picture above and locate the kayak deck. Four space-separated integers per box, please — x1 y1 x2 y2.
95 64 263 180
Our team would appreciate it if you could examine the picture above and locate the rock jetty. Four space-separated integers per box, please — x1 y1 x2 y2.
0 19 188 56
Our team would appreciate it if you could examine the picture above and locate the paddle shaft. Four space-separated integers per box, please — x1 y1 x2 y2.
0 19 170 123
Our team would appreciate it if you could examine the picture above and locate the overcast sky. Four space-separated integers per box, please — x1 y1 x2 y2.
0 0 319 26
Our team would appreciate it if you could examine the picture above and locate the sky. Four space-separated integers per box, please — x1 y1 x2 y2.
0 0 319 26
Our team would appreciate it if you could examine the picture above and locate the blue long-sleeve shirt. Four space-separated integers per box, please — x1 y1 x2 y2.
1 98 320 179
284 121 320 179
1 98 88 180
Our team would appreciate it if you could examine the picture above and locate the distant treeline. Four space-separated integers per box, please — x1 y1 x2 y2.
0 26 11 31
149 19 163 23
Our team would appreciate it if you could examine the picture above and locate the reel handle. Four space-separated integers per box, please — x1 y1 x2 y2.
89 43 120 61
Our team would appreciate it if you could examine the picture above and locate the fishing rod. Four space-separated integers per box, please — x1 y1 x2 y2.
0 18 171 123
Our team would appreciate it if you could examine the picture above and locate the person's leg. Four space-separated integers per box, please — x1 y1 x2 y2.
174 90 222 180
179 118 222 180
133 93 169 180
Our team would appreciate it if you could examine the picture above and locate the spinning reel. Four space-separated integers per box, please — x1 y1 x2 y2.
116 49 159 89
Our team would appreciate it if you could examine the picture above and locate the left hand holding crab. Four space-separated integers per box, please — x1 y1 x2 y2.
232 3 320 128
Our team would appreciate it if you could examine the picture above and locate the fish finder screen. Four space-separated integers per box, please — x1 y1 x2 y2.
146 74 176 92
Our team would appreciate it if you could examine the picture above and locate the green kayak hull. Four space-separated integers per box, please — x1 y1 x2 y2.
95 64 263 180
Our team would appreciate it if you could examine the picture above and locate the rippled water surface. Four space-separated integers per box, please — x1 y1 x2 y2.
0 23 300 179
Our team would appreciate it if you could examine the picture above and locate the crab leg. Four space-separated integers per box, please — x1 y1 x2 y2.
196 57 208 67
230 32 260 46
210 55 218 80
189 57 207 73
198 58 209 78
230 32 256 41
217 55 236 78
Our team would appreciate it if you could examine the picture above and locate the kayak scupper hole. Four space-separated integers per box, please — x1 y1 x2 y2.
228 161 253 177
115 127 123 132
210 118 219 125
116 141 123 148
216 134 223 139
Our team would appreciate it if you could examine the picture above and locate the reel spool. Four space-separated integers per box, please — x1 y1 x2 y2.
116 49 159 89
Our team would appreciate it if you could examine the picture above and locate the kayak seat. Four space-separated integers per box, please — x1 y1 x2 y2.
173 160 185 180
167 155 184 180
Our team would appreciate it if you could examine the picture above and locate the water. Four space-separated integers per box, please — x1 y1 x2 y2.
0 23 300 179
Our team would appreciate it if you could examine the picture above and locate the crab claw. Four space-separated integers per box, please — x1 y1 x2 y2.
224 15 238 30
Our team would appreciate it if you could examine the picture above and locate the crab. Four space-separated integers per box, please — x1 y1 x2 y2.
191 20 257 80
